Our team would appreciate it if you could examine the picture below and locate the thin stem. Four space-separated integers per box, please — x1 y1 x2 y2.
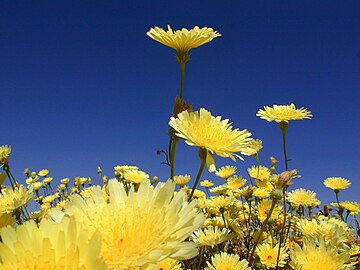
179 61 186 100
335 190 344 221
275 187 287 270
169 137 179 180
188 149 207 201
279 121 289 171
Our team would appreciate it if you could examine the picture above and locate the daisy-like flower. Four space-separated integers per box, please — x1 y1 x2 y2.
147 25 221 60
173 174 191 186
256 243 288 268
191 226 235 247
200 180 214 188
123 169 149 184
0 145 11 164
241 138 263 156
215 165 237 179
37 169 49 177
114 165 139 177
205 252 251 270
192 189 206 199
51 179 204 269
0 216 107 270
254 179 274 191
256 104 312 123
226 175 247 190
0 185 33 228
290 238 355 270
210 185 228 195
287 188 319 207
169 108 252 172
324 177 351 191
256 200 281 222
338 201 360 215
253 187 270 199
248 165 271 181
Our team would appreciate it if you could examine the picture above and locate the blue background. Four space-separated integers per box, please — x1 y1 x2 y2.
1 1 359 205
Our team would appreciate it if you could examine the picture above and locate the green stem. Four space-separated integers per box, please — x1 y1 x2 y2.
179 61 186 100
275 188 287 270
188 149 207 201
335 190 344 221
279 121 289 171
169 137 179 180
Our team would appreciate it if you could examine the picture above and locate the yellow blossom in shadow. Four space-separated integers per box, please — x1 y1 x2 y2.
169 108 252 172
0 216 107 269
324 177 351 191
215 165 237 179
256 200 281 222
205 252 251 270
0 145 11 164
51 179 204 269
253 187 270 199
191 226 235 247
241 138 263 156
256 103 312 122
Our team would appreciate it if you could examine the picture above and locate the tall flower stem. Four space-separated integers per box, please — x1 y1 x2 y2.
179 61 186 100
278 121 289 171
335 190 344 221
169 136 179 180
275 187 287 270
188 148 207 201
248 199 278 265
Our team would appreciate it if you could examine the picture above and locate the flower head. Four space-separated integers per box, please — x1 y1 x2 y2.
241 139 263 156
123 169 149 184
169 108 252 172
205 252 251 270
256 103 312 123
200 180 214 188
256 243 288 268
191 227 235 247
324 177 351 191
0 217 107 270
147 25 221 59
0 145 11 164
173 174 191 186
248 165 271 181
287 188 320 207
51 179 204 269
215 165 237 179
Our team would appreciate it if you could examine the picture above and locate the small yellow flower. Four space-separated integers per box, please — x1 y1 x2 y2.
255 179 274 191
248 165 271 181
253 188 270 198
206 252 251 270
256 200 281 222
169 108 252 172
173 174 191 186
226 175 247 190
42 177 53 184
332 201 360 215
215 165 237 179
287 188 319 207
191 226 235 247
256 103 312 123
60 177 70 184
209 185 228 195
256 243 288 268
38 169 49 177
157 259 182 270
123 169 149 184
324 177 351 191
147 25 221 58
200 180 214 188
192 189 206 199
74 176 87 187
114 165 139 177
241 138 263 156
0 145 11 164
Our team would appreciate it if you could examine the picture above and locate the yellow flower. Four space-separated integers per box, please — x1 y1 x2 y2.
324 177 351 191
0 185 33 227
60 177 70 184
147 25 221 56
241 138 263 156
0 145 11 164
339 201 360 215
0 217 107 270
226 175 247 190
192 189 206 199
256 103 312 122
215 165 237 179
206 252 251 270
248 165 271 181
287 188 319 207
254 179 274 191
210 185 228 195
256 243 288 268
157 259 182 270
169 108 252 172
191 226 235 247
256 200 281 222
290 238 355 270
173 174 191 186
51 179 204 269
42 177 53 184
253 187 270 198
37 169 49 177
123 169 149 184
114 165 139 177
200 180 214 188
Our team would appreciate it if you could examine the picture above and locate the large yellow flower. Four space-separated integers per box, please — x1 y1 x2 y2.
0 217 107 270
169 108 252 172
205 252 251 270
51 179 205 269
324 177 351 191
290 238 355 270
147 25 221 55
256 103 312 122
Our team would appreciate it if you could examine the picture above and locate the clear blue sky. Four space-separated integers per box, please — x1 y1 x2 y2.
1 1 359 205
